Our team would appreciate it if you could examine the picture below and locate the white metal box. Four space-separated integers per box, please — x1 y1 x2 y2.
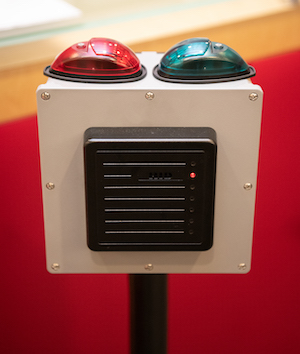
37 52 263 274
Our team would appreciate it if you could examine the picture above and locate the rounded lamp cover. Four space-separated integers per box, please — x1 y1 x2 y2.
154 38 255 83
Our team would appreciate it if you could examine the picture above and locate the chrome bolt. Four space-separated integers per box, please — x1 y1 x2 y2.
238 263 247 271
41 92 51 100
46 182 55 190
145 264 153 271
51 263 60 271
145 92 154 100
214 43 224 50
77 42 86 49
243 182 253 191
249 92 258 101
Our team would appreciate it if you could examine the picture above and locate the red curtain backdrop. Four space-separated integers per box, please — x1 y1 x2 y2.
1 50 300 354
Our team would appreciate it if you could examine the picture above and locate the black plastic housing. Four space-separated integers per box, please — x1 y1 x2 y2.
44 65 147 83
84 127 217 251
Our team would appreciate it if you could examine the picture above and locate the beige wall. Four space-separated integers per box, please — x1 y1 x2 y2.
1 5 300 125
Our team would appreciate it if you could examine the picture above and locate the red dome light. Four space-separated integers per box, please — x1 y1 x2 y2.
44 38 146 83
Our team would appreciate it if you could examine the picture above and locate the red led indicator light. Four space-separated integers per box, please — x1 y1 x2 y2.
190 172 196 179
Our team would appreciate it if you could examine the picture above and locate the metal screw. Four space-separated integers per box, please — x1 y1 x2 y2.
214 43 224 50
238 263 247 271
249 92 258 101
145 92 155 100
77 42 86 49
145 264 153 271
41 92 51 100
46 182 55 190
243 182 253 191
51 263 60 271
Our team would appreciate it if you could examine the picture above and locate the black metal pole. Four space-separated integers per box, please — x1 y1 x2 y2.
129 274 168 354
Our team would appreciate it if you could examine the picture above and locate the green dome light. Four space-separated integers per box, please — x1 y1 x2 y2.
153 38 255 83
